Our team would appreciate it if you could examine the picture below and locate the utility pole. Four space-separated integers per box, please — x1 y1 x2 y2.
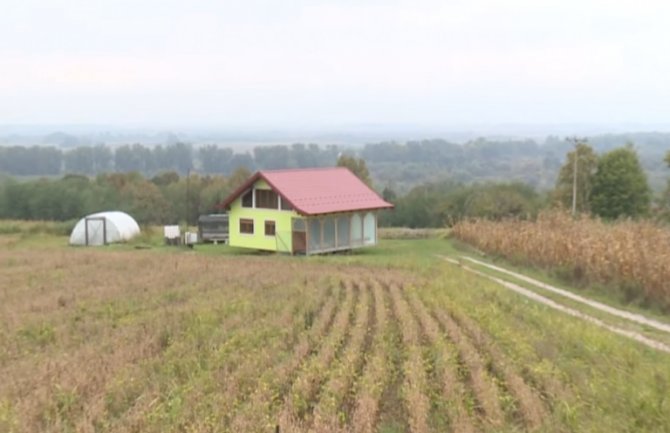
568 136 587 216
572 142 578 216
186 168 191 226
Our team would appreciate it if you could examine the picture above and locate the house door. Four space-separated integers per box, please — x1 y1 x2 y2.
292 218 306 254
85 217 107 246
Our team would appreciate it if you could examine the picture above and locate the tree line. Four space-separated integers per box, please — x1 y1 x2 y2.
1 139 669 228
0 168 252 225
0 155 370 225
0 142 341 177
378 142 670 227
2 133 669 193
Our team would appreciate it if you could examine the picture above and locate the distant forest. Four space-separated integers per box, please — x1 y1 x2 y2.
1 132 670 227
1 132 669 193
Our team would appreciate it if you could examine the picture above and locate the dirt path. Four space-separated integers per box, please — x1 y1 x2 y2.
441 257 670 354
461 256 670 334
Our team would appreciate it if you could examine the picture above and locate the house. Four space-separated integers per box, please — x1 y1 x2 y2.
218 167 393 254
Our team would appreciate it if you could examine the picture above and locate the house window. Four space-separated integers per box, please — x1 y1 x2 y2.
242 190 253 208
256 189 278 209
280 197 293 211
240 218 254 234
265 220 276 236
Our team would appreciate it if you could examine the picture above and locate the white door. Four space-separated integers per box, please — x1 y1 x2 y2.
85 218 106 246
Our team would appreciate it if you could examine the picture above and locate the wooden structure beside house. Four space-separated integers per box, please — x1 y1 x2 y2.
197 214 229 243
218 167 393 254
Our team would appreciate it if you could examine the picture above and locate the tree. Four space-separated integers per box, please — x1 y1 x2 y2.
229 153 255 172
227 166 252 190
118 178 170 223
92 144 113 173
290 143 318 168
114 144 151 173
199 176 231 215
64 146 95 174
151 171 180 187
254 145 290 170
0 146 62 176
166 142 193 175
552 141 598 213
382 186 397 202
590 145 651 219
459 182 540 221
199 145 233 174
336 154 372 186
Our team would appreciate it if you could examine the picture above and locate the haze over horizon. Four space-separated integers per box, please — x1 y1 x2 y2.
2 0 670 130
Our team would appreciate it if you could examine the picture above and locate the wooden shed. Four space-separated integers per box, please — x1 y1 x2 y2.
198 214 229 243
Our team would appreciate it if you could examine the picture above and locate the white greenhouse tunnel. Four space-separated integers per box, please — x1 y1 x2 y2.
69 211 140 246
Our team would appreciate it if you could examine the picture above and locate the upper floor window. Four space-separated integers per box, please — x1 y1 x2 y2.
242 190 253 208
256 189 278 209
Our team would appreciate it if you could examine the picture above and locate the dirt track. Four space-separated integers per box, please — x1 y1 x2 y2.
442 256 670 354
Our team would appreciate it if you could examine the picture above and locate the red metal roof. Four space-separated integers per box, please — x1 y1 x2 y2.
219 167 393 216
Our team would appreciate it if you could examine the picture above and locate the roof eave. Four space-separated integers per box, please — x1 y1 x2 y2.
217 170 304 212
254 172 303 213
217 171 262 210
298 203 394 217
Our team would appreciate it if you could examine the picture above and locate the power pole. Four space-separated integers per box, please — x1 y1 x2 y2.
568 136 587 216
572 143 578 216
186 168 191 226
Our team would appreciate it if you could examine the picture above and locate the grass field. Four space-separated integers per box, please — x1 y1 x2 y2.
1 230 670 432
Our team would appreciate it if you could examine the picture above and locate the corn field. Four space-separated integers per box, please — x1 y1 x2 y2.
452 210 670 310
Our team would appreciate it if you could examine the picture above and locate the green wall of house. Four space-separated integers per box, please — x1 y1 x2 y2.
228 179 298 252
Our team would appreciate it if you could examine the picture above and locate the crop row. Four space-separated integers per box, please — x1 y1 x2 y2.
1 246 558 432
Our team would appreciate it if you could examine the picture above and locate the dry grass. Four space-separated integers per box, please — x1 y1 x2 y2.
0 248 348 432
0 219 76 236
2 235 670 432
452 210 670 310
378 227 449 240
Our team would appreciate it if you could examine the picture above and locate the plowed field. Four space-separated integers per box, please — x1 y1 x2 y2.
1 240 669 432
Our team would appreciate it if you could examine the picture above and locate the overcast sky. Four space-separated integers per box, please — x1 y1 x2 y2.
1 0 669 129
